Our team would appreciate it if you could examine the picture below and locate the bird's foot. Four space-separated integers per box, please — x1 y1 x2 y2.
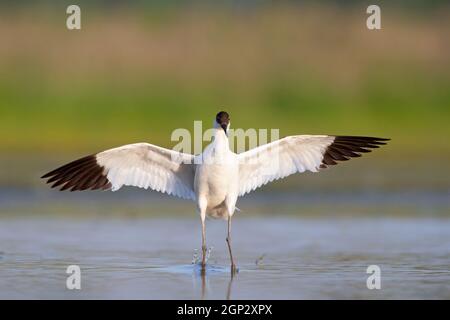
201 262 207 275
230 263 238 275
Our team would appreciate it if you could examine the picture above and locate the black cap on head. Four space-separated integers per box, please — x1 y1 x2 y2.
216 111 230 132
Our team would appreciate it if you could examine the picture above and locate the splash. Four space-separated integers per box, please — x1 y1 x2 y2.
255 254 266 266
191 247 214 265
191 249 199 264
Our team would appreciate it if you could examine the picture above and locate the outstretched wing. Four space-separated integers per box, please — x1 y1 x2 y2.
41 143 196 200
237 135 389 196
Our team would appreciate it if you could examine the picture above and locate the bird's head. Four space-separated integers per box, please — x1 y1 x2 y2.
215 111 230 134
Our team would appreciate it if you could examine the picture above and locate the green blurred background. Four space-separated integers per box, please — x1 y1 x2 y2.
0 0 449 196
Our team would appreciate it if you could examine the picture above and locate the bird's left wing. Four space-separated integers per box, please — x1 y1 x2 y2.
41 143 196 200
237 135 389 196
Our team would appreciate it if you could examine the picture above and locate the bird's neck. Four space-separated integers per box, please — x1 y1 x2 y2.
213 128 229 151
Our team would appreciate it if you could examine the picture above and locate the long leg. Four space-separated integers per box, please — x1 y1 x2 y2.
198 196 208 273
201 216 207 272
226 215 237 274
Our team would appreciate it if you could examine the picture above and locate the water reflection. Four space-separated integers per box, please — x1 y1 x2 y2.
226 272 235 300
191 263 236 299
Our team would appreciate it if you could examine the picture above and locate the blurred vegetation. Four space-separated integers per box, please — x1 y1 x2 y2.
0 3 449 160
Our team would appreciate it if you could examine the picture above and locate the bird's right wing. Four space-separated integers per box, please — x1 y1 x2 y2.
41 143 196 200
237 135 389 196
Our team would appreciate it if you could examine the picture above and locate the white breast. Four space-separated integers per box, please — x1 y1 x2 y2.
194 131 239 218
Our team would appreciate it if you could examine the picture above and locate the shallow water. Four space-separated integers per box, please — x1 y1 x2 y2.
0 216 449 299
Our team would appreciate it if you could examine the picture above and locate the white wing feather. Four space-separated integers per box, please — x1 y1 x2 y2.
237 135 335 196
97 143 195 200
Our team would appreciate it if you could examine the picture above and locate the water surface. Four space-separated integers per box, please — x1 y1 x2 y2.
0 216 449 299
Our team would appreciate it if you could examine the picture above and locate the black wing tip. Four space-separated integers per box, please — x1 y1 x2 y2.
336 135 390 140
41 155 95 179
41 154 111 192
321 135 389 169
334 136 390 143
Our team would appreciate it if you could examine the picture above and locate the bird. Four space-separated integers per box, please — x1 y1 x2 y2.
41 111 389 274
